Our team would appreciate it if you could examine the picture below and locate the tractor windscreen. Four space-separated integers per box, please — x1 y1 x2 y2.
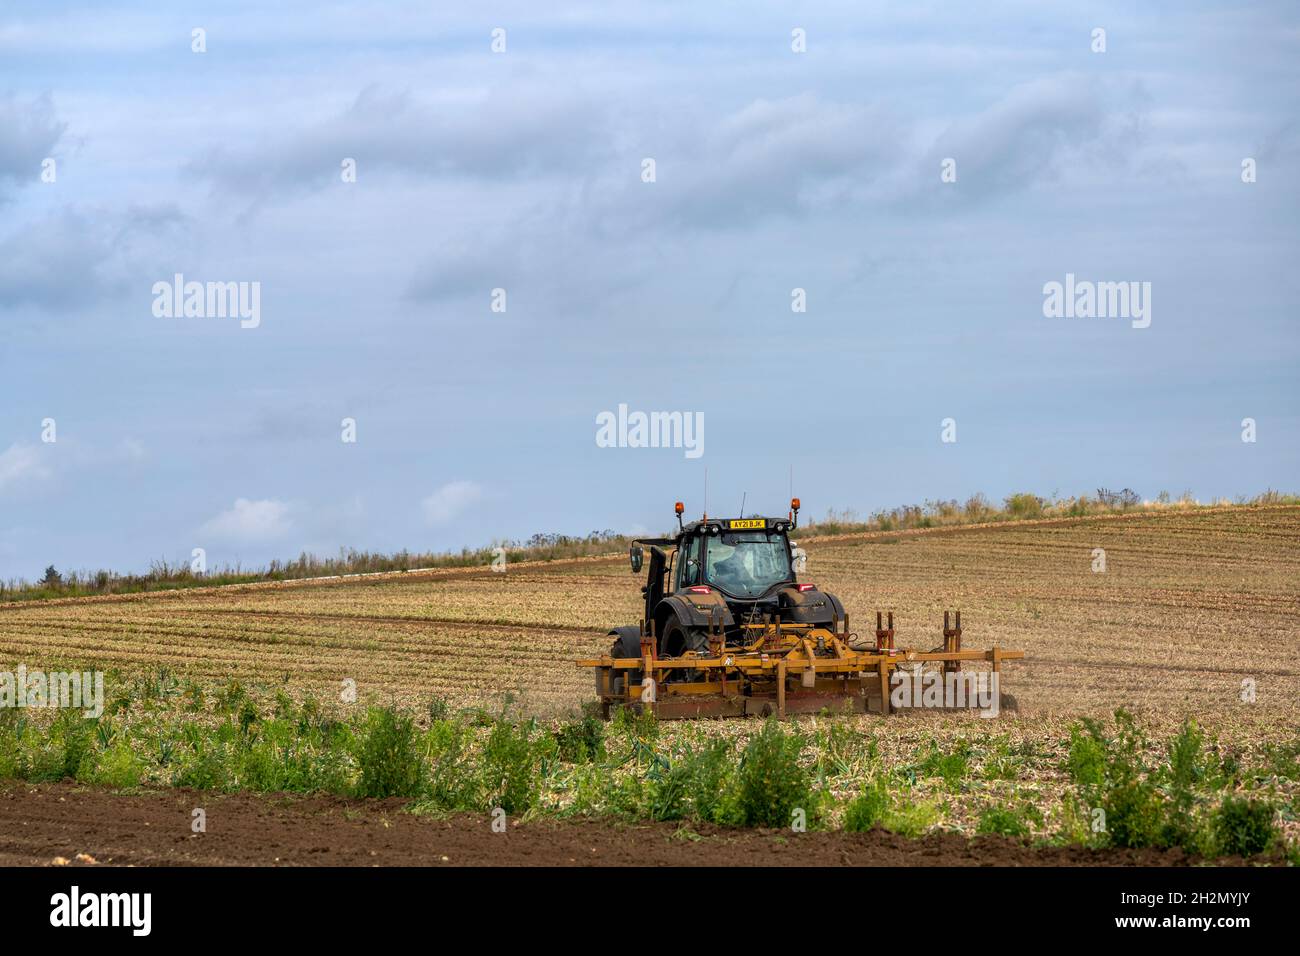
704 532 792 598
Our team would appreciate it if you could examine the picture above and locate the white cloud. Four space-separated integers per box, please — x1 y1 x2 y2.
0 443 49 493
199 498 293 542
116 438 146 462
420 480 484 525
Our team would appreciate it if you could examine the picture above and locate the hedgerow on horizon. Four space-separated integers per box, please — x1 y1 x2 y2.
6 489 1295 602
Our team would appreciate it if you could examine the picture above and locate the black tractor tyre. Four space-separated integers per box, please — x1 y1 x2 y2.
608 627 643 694
660 620 710 657
660 620 709 682
610 627 642 658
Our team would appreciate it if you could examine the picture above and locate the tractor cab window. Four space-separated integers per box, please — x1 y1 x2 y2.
677 534 703 590
704 532 792 598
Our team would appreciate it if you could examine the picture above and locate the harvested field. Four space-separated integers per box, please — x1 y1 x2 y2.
2 506 1297 868
2 505 1297 721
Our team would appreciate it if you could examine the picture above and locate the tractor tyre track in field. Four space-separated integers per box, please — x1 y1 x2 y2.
153 606 604 637
1021 657 1299 679
1 608 602 642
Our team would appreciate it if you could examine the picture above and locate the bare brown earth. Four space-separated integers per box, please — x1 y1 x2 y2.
0 781 1270 867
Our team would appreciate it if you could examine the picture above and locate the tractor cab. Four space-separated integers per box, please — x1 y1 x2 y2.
674 519 793 597
626 499 844 657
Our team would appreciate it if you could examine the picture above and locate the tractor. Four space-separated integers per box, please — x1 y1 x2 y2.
577 499 1022 719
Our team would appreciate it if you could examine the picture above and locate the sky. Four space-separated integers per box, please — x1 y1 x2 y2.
1 1 1297 581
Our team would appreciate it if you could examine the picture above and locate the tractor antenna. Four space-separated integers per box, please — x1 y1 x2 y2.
703 467 708 519
739 492 747 517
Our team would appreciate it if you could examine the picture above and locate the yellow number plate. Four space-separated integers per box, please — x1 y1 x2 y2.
728 519 766 529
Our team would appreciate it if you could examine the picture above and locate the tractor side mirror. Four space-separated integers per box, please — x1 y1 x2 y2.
629 546 643 574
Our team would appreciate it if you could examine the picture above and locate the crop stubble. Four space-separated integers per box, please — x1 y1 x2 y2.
1 507 1296 724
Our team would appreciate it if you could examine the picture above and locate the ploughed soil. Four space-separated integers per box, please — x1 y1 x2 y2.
0 782 1272 867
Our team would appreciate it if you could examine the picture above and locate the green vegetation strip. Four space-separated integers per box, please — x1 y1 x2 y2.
0 673 1296 863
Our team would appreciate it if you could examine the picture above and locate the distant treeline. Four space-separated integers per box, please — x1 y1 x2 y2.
802 488 1297 535
5 490 1294 603
3 531 632 603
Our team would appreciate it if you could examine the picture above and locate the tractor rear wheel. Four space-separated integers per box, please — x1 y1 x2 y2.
660 621 708 682
660 620 709 657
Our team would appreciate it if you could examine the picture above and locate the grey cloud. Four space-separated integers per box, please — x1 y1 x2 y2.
923 74 1142 197
405 238 518 302
0 208 120 308
590 82 1127 236
0 92 66 197
188 85 615 202
404 222 656 312
1257 119 1300 164
626 94 909 230
407 84 1090 302
690 96 902 220
401 77 1165 315
406 93 915 304
0 203 187 310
